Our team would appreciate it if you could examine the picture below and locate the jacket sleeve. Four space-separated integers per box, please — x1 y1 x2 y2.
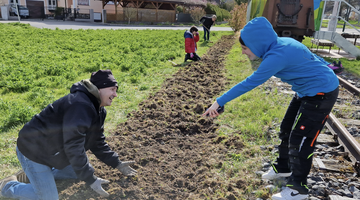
90 134 121 168
194 33 200 43
216 55 286 106
185 38 193 53
90 109 120 168
62 103 97 185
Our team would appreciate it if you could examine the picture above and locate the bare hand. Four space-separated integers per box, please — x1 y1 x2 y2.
202 101 220 118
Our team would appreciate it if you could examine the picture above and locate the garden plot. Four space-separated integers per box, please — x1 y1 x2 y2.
55 35 251 200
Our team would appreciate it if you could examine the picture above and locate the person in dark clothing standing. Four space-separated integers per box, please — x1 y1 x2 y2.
200 15 217 42
0 70 137 200
184 26 201 62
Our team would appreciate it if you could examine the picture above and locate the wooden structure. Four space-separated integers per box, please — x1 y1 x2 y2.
311 39 334 53
102 0 206 22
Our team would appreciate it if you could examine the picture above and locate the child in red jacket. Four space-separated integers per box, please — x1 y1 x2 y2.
184 26 201 62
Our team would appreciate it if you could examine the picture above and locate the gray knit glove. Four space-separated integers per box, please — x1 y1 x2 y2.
116 161 137 176
90 178 110 197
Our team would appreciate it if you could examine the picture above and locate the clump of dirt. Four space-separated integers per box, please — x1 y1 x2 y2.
58 36 252 199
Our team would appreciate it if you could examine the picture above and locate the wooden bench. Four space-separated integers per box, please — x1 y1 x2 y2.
311 39 334 53
341 32 360 46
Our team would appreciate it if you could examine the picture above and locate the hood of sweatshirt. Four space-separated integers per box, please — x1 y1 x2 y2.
70 79 101 110
184 30 193 38
240 17 278 59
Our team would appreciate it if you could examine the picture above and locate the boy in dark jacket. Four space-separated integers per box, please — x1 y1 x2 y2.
184 26 201 62
0 70 137 199
200 15 217 42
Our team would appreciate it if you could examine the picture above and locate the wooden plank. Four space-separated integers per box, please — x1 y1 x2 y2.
329 195 354 200
314 159 353 172
317 133 337 144
114 0 117 20
169 3 175 10
315 158 326 170
155 2 158 22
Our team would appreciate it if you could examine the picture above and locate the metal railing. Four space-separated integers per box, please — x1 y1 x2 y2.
321 0 360 34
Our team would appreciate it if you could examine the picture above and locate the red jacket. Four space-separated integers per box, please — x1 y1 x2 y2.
184 30 199 53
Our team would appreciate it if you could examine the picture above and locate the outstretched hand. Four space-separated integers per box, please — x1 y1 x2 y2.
202 101 221 118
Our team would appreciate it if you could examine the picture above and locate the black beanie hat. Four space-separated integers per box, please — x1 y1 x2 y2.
90 70 118 89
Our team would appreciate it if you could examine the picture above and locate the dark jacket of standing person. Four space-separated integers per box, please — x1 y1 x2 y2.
200 16 215 29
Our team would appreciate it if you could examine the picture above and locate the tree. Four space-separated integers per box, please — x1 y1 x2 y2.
124 7 137 24
220 0 236 11
228 3 248 32
189 7 206 23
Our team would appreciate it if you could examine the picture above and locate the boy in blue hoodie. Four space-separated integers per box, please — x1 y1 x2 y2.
203 17 339 200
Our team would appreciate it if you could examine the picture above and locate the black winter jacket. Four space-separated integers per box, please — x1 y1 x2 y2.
17 80 120 185
200 16 215 29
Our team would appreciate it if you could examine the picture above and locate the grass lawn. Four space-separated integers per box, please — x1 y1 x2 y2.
0 23 233 179
206 42 292 198
321 19 357 29
302 37 360 77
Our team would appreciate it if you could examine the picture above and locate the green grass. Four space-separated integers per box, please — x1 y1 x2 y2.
209 38 360 198
339 19 360 26
0 23 232 179
321 19 356 29
217 43 291 142
302 37 360 77
216 23 230 27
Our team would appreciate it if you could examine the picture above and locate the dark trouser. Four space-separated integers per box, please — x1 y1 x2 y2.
276 87 339 184
203 26 210 41
184 53 201 62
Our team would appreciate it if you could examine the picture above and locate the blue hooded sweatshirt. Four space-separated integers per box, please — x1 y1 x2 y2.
216 17 339 106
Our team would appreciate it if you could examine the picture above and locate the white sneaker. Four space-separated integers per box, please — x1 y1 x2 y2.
262 168 292 180
0 175 17 197
15 170 29 183
272 187 309 200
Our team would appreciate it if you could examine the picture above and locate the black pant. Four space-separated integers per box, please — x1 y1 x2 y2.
184 53 201 62
276 87 339 184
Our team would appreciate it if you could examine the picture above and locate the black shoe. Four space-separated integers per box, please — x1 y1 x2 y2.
286 180 309 195
184 54 190 62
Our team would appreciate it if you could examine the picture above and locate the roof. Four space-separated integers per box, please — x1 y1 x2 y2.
136 0 207 6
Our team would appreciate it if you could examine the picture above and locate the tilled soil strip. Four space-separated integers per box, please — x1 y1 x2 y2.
59 35 246 200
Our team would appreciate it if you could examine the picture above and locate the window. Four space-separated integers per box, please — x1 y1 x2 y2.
78 0 89 6
48 0 56 10
9 0 19 4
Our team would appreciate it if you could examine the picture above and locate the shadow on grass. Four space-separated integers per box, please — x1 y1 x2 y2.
199 41 211 47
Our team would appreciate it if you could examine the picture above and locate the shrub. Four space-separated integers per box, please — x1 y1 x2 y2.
228 3 248 32
124 7 137 24
189 7 206 23
176 6 184 13
205 3 231 22
220 0 236 11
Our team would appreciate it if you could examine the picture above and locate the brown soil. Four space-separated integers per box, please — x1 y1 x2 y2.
57 36 254 200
